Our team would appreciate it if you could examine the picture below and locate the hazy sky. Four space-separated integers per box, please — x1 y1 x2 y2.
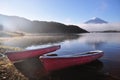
0 0 120 24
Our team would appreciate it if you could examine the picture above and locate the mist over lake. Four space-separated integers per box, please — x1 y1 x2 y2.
0 33 120 80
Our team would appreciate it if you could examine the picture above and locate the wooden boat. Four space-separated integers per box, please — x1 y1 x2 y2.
5 45 60 62
40 50 104 72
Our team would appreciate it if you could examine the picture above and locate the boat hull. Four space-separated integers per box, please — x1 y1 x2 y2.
40 51 103 72
6 45 60 62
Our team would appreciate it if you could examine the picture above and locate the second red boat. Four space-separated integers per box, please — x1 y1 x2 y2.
40 50 104 72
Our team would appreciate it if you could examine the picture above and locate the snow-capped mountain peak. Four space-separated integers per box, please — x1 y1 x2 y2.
91 17 99 20
85 17 108 24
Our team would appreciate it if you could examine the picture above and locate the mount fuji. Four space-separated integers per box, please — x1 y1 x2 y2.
85 17 108 24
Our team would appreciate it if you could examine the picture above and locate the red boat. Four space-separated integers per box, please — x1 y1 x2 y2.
5 45 60 62
40 50 104 72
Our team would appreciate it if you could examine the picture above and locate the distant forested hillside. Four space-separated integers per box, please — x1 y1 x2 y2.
0 14 88 33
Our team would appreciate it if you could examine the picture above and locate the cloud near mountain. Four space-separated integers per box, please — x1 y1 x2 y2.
79 17 120 32
79 23 120 31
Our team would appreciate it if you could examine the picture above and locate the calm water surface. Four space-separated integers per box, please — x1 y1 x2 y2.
1 33 120 80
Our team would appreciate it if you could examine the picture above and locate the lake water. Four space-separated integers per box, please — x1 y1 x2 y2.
1 33 120 80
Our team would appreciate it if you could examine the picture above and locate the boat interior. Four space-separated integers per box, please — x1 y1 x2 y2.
41 50 103 58
43 50 102 58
